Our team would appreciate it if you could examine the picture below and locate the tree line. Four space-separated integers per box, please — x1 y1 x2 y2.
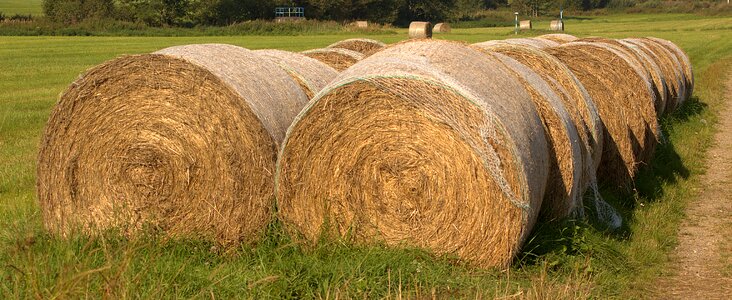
41 0 630 27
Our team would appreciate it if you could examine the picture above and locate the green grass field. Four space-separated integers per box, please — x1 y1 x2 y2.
0 0 43 15
1 13 732 298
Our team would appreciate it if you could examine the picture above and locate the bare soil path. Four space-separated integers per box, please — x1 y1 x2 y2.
655 77 732 299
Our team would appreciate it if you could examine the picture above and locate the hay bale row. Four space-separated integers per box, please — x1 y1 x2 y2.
301 48 365 71
38 44 311 244
537 33 578 44
277 40 552 268
475 38 559 50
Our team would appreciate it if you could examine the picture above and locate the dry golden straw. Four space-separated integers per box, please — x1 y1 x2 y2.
537 33 578 44
326 38 386 56
37 44 309 244
255 49 338 99
408 21 432 39
476 43 605 219
276 39 551 268
646 37 694 104
301 48 365 71
546 42 659 187
579 37 669 116
623 38 686 114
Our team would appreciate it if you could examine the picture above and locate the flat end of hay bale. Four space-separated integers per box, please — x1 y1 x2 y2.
409 21 432 39
519 20 532 30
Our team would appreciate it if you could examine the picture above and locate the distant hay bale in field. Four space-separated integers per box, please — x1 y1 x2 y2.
519 20 532 30
355 20 368 28
537 33 578 44
37 44 309 244
579 37 669 116
433 22 451 33
623 38 686 114
476 43 604 219
550 20 564 31
277 39 551 268
408 21 432 39
301 48 365 71
254 49 338 99
646 37 694 104
475 38 559 49
546 42 658 187
326 38 386 56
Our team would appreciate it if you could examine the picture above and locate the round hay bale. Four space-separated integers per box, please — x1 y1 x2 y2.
519 20 532 30
408 21 432 39
550 20 564 31
355 20 368 28
37 44 309 244
645 37 694 104
488 51 584 220
433 22 451 33
545 42 657 187
475 38 559 49
537 33 578 44
475 43 605 219
623 38 686 114
255 49 338 99
276 39 551 268
301 48 365 71
326 38 386 56
579 37 669 117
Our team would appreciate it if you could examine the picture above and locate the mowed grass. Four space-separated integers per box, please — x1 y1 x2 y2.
1 13 732 298
0 0 43 15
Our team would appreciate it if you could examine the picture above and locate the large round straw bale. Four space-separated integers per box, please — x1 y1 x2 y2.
537 33 578 44
301 48 365 71
277 39 551 268
355 21 368 28
37 44 309 244
408 21 432 39
326 38 386 56
433 22 451 33
549 20 564 31
476 44 604 219
475 38 559 49
545 42 658 187
623 38 686 113
255 49 338 99
579 37 669 116
645 37 694 104
519 20 532 30
488 51 584 220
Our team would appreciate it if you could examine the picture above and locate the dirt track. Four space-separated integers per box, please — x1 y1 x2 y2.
655 77 732 299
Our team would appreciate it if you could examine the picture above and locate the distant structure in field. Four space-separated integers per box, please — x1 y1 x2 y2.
275 7 305 22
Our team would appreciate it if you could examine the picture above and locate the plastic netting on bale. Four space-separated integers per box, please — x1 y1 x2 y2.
255 49 338 99
276 39 552 268
475 43 606 220
301 48 365 71
37 44 309 244
646 37 694 105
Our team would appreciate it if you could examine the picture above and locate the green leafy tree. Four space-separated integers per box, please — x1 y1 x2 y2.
43 0 115 23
